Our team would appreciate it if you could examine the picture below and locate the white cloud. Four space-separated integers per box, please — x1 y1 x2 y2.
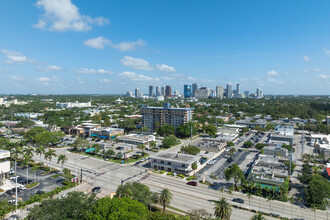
73 68 112 75
316 74 329 79
10 76 26 81
304 69 309 73
97 69 112 74
314 68 321 72
303 55 310 62
267 78 284 84
156 64 176 72
118 71 153 81
34 0 109 32
99 78 111 83
324 48 330 55
83 36 111 49
1 49 30 63
37 65 62 72
111 39 146 52
267 70 279 76
120 56 153 70
84 37 146 51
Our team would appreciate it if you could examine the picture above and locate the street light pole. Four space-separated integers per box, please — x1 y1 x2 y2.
108 167 111 196
15 159 17 210
75 159 77 190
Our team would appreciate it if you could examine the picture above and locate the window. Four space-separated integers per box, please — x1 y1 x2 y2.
182 164 185 168
153 159 157 163
168 168 172 172
167 162 171 165
161 160 164 164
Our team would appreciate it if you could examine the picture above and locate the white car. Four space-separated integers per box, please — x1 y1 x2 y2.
19 186 26 190
10 176 19 181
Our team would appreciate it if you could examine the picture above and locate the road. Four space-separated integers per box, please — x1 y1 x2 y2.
31 147 328 220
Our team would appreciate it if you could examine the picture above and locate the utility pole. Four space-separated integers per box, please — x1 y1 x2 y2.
75 159 77 190
302 124 305 157
108 167 111 196
15 159 17 210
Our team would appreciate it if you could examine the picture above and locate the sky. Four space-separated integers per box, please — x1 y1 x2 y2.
0 0 330 95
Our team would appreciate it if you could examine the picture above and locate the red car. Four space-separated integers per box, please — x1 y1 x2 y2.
187 181 198 186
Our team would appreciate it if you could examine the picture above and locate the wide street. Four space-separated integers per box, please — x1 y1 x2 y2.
31 146 329 220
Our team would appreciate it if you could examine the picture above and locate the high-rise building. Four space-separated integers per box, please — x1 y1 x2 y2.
126 91 133 97
236 83 240 96
149 85 154 97
244 91 250 97
165 86 172 97
216 86 224 99
192 83 198 97
141 103 194 131
156 86 161 96
226 84 233 98
184 84 191 98
195 87 210 99
161 86 165 96
256 88 263 98
135 88 140 98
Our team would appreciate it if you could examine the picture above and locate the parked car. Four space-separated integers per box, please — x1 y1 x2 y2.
187 181 198 186
232 198 244 204
35 190 44 195
92 186 101 194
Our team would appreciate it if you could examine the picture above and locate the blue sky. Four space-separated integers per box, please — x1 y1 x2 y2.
0 0 329 95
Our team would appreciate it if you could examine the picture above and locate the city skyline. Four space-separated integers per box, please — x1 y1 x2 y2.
0 0 330 95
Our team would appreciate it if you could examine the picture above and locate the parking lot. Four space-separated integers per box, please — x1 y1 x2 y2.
196 149 258 189
0 165 66 203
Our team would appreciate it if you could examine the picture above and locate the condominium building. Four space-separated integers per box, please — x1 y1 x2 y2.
156 86 161 96
141 103 194 131
149 85 154 97
195 87 210 99
191 83 198 97
216 86 224 99
165 86 172 97
184 84 191 98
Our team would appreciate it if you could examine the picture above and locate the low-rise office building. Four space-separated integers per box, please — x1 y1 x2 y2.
0 149 10 186
56 101 92 109
149 152 200 175
90 128 124 140
195 138 227 153
247 154 288 187
236 118 267 128
311 134 330 156
117 134 155 146
264 145 288 157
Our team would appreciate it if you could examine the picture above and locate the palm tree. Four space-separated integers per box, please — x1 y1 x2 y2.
30 164 38 183
57 154 68 172
158 188 173 212
23 146 34 185
11 145 22 161
44 148 57 172
250 212 265 220
214 197 232 220
35 146 45 163
219 187 224 194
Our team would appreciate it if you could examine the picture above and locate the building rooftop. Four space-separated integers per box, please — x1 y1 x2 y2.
150 152 199 164
274 125 294 136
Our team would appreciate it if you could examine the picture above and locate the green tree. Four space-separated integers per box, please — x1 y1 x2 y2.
157 124 175 137
87 197 149 220
162 135 178 148
192 162 198 175
250 212 266 220
35 146 45 163
176 122 196 138
306 174 330 206
224 164 244 190
227 142 234 147
44 147 57 172
23 146 34 185
181 145 200 155
115 182 156 207
243 140 253 148
27 191 96 220
255 143 267 150
282 144 295 153
57 154 68 172
15 118 35 128
105 149 115 158
213 197 232 220
158 188 173 212
227 147 236 159
203 124 217 137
